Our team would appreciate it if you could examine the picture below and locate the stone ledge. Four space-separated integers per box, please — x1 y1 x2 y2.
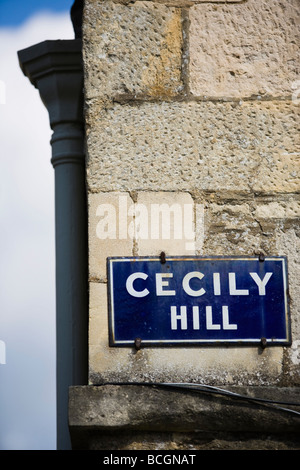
69 384 300 435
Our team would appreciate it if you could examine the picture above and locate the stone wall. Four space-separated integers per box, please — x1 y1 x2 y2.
83 0 300 387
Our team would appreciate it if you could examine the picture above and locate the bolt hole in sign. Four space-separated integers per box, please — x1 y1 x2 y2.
107 256 291 347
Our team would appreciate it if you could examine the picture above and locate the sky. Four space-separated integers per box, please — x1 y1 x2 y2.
0 0 75 450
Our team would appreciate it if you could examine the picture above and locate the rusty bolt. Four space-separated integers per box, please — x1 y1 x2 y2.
260 337 267 349
134 337 142 350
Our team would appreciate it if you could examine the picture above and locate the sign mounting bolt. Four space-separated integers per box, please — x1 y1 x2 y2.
160 251 166 264
260 337 267 349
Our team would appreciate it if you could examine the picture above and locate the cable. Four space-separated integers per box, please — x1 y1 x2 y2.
160 382 300 406
158 382 300 417
100 381 300 418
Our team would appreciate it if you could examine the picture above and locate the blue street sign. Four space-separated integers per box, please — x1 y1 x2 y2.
107 256 291 347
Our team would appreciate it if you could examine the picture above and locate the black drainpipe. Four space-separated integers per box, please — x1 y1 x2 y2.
17 37 88 450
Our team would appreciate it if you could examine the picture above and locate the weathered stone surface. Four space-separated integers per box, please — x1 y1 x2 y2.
69 384 300 433
197 195 300 258
89 282 108 349
83 1 183 100
69 385 300 449
88 191 199 282
89 192 134 281
276 229 300 385
86 100 299 193
133 191 196 255
189 0 300 98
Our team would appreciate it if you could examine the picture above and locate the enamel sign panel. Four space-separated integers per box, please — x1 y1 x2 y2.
107 256 290 347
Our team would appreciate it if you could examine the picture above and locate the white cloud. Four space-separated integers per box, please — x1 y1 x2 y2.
0 11 74 450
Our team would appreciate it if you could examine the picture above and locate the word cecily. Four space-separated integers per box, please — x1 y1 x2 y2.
126 271 273 298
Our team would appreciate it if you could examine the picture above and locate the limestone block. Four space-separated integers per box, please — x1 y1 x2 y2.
89 192 134 281
253 149 300 194
275 229 300 385
254 200 300 221
86 99 299 194
89 282 107 347
189 0 300 98
200 196 300 260
200 200 262 256
89 281 133 380
83 1 183 100
133 191 197 256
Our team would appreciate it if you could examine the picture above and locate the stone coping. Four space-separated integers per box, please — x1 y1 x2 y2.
69 384 300 434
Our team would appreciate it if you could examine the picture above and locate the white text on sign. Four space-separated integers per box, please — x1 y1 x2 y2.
125 271 273 332
126 271 273 298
